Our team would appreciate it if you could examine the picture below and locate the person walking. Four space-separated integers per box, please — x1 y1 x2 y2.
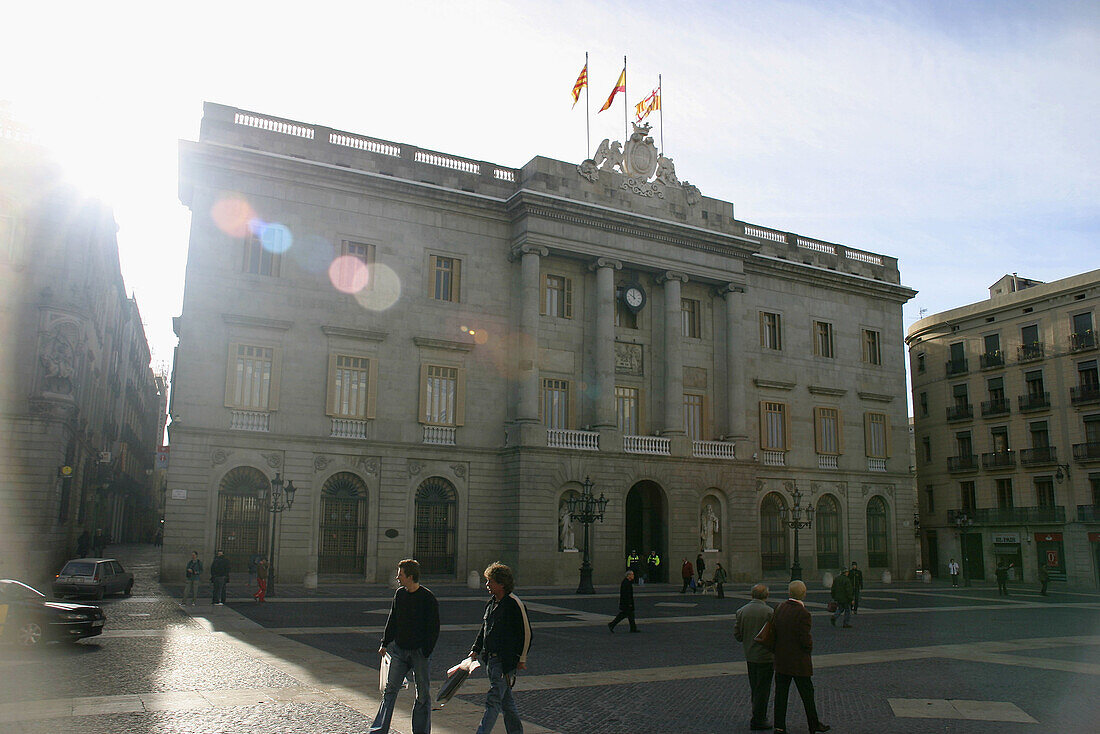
209 550 229 605
848 561 864 613
184 550 202 606
608 570 638 633
469 562 532 734
830 569 853 628
646 550 661 584
370 559 440 734
995 560 1013 597
254 557 269 603
773 580 830 734
696 553 707 586
248 553 262 589
76 530 91 558
92 528 107 557
948 558 960 587
1038 563 1050 596
734 583 775 731
626 550 642 584
713 563 728 598
680 558 695 594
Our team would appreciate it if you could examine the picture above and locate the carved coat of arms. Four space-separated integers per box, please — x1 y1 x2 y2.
577 122 699 204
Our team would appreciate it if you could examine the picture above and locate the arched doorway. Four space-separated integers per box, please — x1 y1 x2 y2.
216 466 268 571
815 494 842 571
867 496 890 568
318 472 368 574
760 493 789 572
415 477 457 575
625 481 667 582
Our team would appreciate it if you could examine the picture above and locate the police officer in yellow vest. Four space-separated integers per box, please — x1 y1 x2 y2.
646 550 661 584
626 550 642 584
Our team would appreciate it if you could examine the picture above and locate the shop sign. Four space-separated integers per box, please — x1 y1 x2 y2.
1089 533 1100 543
1034 532 1063 542
992 533 1020 544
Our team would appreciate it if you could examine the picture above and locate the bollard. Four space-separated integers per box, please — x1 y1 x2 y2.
922 571 932 584
303 571 318 589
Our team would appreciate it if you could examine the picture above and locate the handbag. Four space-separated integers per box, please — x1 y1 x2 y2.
753 619 776 651
827 601 838 613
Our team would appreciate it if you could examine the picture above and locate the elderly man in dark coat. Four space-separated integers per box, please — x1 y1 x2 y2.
734 583 775 730
772 580 830 734
830 568 854 628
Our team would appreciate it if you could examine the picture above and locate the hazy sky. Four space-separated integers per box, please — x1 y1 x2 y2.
3 0 1097 375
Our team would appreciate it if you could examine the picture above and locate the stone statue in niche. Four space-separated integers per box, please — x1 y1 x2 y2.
39 330 76 395
559 502 577 552
700 502 720 551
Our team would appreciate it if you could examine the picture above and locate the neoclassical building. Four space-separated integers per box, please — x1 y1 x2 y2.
163 103 916 586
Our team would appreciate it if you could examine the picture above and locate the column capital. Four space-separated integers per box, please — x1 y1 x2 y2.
656 270 688 285
589 257 623 272
718 283 746 297
508 244 549 262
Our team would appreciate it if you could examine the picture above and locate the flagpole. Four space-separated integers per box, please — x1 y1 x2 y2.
622 55 628 141
659 74 664 154
585 52 591 158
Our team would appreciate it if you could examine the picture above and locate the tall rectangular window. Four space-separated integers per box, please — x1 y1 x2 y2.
541 379 570 429
1021 323 1039 348
1025 370 1045 397
230 345 274 409
996 478 1014 508
917 353 926 373
423 365 458 425
863 329 882 365
814 321 834 358
960 481 976 513
921 436 931 462
984 333 1001 355
987 376 1004 402
919 392 928 417
925 484 935 513
814 407 841 455
760 312 782 350
865 412 888 458
761 402 788 450
1035 477 1055 508
991 426 1009 453
681 299 701 338
684 393 704 441
429 255 461 302
616 386 639 434
1030 421 1049 448
1079 360 1099 389
1086 415 1100 445
243 229 281 276
333 240 375 292
329 355 372 419
1071 312 1093 346
542 274 573 318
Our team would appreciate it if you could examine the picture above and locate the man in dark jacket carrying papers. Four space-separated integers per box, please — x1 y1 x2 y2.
470 562 532 734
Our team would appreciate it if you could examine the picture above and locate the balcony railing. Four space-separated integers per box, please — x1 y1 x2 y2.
945 358 969 376
1073 442 1100 462
981 451 1015 470
946 404 973 421
1019 446 1057 466
981 398 1010 417
971 506 1065 524
980 351 1005 369
818 454 839 470
1071 384 1100 406
624 435 671 456
547 429 599 451
947 455 979 473
1070 330 1096 352
761 450 787 466
331 418 368 439
1018 392 1050 412
868 458 887 472
692 440 736 459
1077 505 1099 522
1018 342 1044 362
230 410 270 432
423 425 456 446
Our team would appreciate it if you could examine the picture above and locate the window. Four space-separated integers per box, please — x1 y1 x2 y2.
866 496 889 567
917 353 926 373
814 321 834 358
1086 415 1100 445
991 426 1009 453
996 478 1014 508
987 376 1004 402
960 481 976 513
760 494 788 571
541 378 571 429
921 436 931 462
984 333 1001 355
918 392 928 418
1071 312 1094 350
681 299 701 338
225 344 279 410
428 254 461 302
1020 323 1041 358
1079 360 1099 389
616 386 640 434
419 364 465 426
952 383 969 410
865 412 889 458
816 495 841 569
760 401 789 450
243 228 282 276
542 274 573 318
814 407 842 455
863 329 882 365
1035 477 1055 508
956 431 973 457
925 484 936 513
1025 370 1045 397
1090 473 1100 507
332 240 375 292
760 312 782 350
1030 421 1049 448
326 354 377 419
683 393 705 441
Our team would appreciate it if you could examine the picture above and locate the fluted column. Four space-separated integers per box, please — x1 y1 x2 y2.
591 258 622 429
721 283 748 442
516 245 548 423
659 271 688 436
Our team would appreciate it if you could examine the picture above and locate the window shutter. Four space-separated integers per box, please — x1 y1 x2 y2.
418 363 429 424
759 401 767 447
452 258 461 302
758 312 765 347
268 347 282 410
884 414 892 458
427 255 437 299
224 342 240 408
864 413 872 457
455 367 467 426
568 379 577 429
814 407 824 453
325 353 339 417
540 272 548 316
563 277 573 319
702 394 710 442
837 409 845 454
538 379 545 423
366 357 379 419
782 403 791 450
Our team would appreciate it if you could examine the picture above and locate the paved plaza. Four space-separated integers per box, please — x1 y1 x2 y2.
2 546 1099 733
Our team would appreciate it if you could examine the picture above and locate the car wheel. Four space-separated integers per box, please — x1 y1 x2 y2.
124 581 133 596
94 587 104 600
18 622 44 647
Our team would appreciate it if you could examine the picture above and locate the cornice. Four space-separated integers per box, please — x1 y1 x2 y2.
746 253 916 304
321 326 388 341
221 313 293 331
754 378 796 391
808 385 847 397
858 391 895 403
413 336 475 352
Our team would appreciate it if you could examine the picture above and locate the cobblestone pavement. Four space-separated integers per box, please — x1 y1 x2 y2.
3 546 1100 733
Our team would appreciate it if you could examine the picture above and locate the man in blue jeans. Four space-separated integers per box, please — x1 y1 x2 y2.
469 562 532 734
370 559 440 734
209 550 229 605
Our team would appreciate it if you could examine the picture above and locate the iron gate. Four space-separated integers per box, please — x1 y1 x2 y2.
318 472 368 574
415 477 456 575
216 466 268 571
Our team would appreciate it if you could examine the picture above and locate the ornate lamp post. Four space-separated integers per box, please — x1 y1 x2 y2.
566 476 608 595
260 472 296 597
778 485 815 582
953 511 974 587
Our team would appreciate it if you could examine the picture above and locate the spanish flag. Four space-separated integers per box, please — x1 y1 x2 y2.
599 68 626 113
571 63 588 108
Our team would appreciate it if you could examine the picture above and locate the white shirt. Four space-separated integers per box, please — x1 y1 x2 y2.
949 562 960 574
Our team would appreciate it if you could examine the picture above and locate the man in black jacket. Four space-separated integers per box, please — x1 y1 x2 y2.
370 559 439 734
470 562 532 734
209 550 229 605
608 570 638 632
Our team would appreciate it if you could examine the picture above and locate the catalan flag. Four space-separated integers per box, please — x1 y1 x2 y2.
571 63 588 108
599 67 626 113
635 86 660 122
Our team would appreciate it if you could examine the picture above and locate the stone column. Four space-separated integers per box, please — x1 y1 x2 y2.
591 258 621 429
658 272 688 437
515 245 547 427
721 284 749 446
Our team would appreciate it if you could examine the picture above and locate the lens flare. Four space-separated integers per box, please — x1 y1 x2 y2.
354 263 401 311
210 196 255 237
252 221 293 254
328 255 371 294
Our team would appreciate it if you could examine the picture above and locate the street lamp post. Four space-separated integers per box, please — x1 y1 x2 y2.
566 476 608 595
779 485 815 582
953 511 974 587
261 472 296 597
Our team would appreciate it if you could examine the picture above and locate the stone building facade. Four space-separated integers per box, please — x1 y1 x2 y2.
908 271 1100 589
0 118 164 580
164 103 916 586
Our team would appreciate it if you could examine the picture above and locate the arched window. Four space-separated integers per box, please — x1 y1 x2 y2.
760 493 788 571
816 495 842 570
415 477 457 575
867 496 889 567
319 472 368 574
216 467 268 570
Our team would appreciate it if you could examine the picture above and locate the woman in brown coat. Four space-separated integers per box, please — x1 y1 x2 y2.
772 580 830 733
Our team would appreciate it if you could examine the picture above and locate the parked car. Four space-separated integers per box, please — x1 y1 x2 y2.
0 579 106 646
52 558 134 600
